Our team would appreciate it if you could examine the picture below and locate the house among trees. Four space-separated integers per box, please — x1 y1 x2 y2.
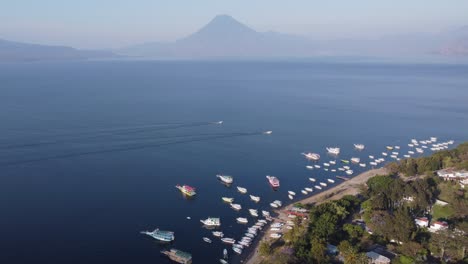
429 220 448 232
437 169 468 181
366 251 391 264
415 217 429 227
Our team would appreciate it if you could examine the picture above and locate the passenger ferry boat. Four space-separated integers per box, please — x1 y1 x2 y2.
161 248 192 264
140 228 175 242
266 175 280 188
175 185 196 197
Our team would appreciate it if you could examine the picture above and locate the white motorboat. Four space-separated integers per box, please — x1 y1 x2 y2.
237 187 247 194
249 195 260 202
354 144 365 150
327 147 340 155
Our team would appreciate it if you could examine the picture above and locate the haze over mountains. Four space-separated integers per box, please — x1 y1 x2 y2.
1 15 467 62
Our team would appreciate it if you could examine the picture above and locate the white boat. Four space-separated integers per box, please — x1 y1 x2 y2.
324 168 329 171
343 166 350 170
326 147 340 155
203 237 212 243
237 187 247 194
408 151 415 154
249 195 260 202
216 174 233 184
411 139 418 144
236 217 248 224
288 191 296 196
369 161 378 166
230 203 242 210
416 148 424 153
338 168 345 171
331 169 336 172
404 154 410 158
232 247 242 254
422 145 428 149
323 162 330 167
263 131 273 135
301 152 320 161
266 175 280 188
221 238 236 244
369 155 374 159
390 155 397 159
346 170 353 175
395 146 400 149
386 146 394 150
270 203 279 208
273 200 282 206
270 233 282 239
314 185 322 190
220 259 228 264
288 194 294 200
222 197 234 203
200 217 221 226
314 165 321 169
261 210 270 217
359 163 366 167
351 157 360 164
309 177 316 182
249 209 258 217
382 152 388 156
392 152 399 155
327 179 335 183
212 231 224 237
329 160 336 165
430 137 437 142
319 182 327 187
408 144 414 147
354 144 365 150
306 165 314 170
301 190 308 195
270 227 281 231
305 187 313 192
448 140 454 144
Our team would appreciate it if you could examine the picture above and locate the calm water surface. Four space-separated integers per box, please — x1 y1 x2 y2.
0 60 467 264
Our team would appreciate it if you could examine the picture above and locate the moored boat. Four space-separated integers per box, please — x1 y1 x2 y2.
203 237 212 243
266 175 280 188
288 191 296 196
176 185 196 197
237 186 247 194
222 197 234 203
301 152 320 161
327 179 335 183
319 182 327 187
301 190 308 195
306 165 314 170
212 231 224 237
200 217 221 227
327 147 340 155
309 177 316 182
305 187 313 192
314 185 322 190
288 194 294 200
351 157 360 164
221 238 236 244
354 144 365 150
249 195 260 202
359 163 366 167
216 174 233 184
236 217 248 224
230 203 242 210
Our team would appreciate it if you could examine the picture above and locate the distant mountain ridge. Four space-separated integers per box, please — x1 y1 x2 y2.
119 15 315 58
0 38 115 62
119 15 468 59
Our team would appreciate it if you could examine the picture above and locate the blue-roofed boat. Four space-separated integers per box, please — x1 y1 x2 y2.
141 228 175 242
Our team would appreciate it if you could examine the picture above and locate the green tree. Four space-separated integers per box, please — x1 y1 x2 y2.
259 241 271 257
310 237 328 264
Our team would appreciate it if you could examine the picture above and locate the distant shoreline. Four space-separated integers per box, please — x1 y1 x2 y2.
244 167 389 264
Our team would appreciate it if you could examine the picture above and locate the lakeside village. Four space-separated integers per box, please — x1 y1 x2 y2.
139 138 467 264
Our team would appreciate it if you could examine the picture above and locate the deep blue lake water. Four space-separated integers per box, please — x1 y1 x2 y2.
0 60 467 264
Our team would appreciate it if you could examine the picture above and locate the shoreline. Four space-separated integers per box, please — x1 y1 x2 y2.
244 167 389 264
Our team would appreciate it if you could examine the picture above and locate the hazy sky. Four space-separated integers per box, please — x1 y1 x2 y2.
1 0 467 49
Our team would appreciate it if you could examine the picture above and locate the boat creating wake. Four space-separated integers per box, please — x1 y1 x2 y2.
0 121 267 167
